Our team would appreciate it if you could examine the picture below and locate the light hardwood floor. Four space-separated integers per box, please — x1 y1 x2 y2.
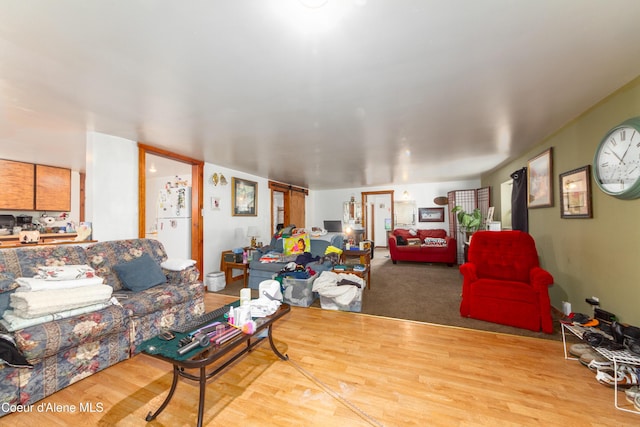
4 292 639 426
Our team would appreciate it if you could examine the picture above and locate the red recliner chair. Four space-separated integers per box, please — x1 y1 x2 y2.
459 230 554 333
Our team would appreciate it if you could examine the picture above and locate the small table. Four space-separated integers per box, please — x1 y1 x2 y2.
220 250 249 287
141 302 291 427
341 248 372 289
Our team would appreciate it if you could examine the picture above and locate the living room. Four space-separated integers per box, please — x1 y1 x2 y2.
2 1 640 425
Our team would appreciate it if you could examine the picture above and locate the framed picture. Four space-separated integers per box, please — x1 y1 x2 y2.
527 147 553 208
231 177 257 216
560 165 592 219
418 207 445 222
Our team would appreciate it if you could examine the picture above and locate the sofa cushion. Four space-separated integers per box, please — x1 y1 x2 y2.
113 253 166 292
13 304 128 361
418 229 447 240
0 245 89 279
117 281 204 318
393 229 413 240
86 239 168 291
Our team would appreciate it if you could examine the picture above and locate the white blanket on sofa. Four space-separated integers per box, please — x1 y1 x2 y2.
16 276 104 292
10 285 113 319
0 301 112 331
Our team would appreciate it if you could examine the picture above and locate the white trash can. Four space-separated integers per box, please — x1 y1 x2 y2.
205 271 226 292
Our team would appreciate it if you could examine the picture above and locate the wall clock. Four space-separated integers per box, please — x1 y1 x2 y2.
593 117 640 199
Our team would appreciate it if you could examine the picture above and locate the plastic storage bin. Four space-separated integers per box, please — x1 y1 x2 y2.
282 274 318 307
205 271 226 292
319 286 364 312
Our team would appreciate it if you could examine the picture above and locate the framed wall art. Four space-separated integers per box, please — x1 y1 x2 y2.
418 207 445 222
559 165 592 218
231 177 257 216
527 147 553 208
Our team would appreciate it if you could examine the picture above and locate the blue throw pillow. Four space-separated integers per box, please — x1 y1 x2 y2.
113 253 166 292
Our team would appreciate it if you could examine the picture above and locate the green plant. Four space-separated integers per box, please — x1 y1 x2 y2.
451 206 482 232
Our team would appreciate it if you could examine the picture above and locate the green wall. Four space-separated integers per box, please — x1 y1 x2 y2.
482 76 640 325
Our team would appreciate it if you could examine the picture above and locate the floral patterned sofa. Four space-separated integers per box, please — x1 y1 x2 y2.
0 238 205 417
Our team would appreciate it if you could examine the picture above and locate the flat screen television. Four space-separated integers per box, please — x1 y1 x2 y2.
323 220 343 232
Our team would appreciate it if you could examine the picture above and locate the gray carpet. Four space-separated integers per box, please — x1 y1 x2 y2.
215 248 562 340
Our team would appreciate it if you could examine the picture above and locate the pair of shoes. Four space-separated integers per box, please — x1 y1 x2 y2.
586 358 613 372
625 385 640 404
569 343 592 357
595 364 639 388
580 349 609 368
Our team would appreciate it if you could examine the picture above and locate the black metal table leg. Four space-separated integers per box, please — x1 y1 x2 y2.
146 364 180 421
197 366 206 427
268 325 288 361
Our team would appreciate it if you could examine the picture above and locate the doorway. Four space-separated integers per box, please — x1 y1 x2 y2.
362 190 394 248
138 143 204 274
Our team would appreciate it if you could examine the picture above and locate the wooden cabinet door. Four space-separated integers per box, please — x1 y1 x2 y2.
0 159 35 210
35 165 71 211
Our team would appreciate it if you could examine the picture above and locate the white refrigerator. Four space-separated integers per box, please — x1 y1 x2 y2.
156 187 192 260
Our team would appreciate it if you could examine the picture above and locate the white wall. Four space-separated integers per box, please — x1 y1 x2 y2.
85 132 138 241
202 164 272 276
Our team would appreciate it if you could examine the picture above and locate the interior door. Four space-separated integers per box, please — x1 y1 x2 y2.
362 190 394 247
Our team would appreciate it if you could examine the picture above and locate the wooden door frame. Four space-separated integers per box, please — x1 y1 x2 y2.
361 190 394 245
138 143 204 275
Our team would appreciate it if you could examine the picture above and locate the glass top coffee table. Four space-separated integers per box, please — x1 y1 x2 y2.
138 301 291 427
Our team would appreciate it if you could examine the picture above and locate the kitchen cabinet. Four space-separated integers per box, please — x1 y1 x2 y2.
0 159 35 210
0 160 71 211
35 165 71 211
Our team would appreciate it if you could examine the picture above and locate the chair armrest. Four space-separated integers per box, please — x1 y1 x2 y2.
459 262 478 282
459 262 477 317
163 265 200 284
529 266 553 289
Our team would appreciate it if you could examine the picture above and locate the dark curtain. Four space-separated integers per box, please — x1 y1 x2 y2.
510 167 528 232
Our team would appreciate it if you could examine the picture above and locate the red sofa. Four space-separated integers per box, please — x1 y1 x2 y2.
459 231 554 333
388 228 457 266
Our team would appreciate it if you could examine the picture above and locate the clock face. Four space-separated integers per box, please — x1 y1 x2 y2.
594 120 640 199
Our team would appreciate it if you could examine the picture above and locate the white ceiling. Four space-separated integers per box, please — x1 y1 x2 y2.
1 0 640 190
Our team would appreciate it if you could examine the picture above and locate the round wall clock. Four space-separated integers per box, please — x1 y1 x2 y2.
593 117 640 199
